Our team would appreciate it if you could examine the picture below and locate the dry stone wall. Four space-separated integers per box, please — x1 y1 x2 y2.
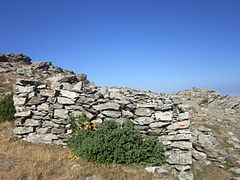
13 78 192 166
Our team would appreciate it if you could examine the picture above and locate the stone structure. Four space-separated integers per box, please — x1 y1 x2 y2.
12 77 192 166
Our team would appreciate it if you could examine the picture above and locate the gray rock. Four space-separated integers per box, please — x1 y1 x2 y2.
167 120 190 130
174 165 191 172
28 96 46 105
54 109 69 119
192 150 207 160
135 108 152 117
177 112 189 121
177 104 189 113
229 167 240 175
72 82 83 92
31 61 51 70
36 128 51 134
150 122 170 128
76 96 95 104
14 85 35 94
231 177 240 180
51 128 65 134
61 83 73 90
177 171 194 180
23 134 58 144
24 119 41 127
60 90 79 99
77 73 87 81
145 167 157 173
15 110 32 117
101 110 121 118
13 96 27 106
52 119 68 124
85 175 101 180
136 103 158 108
158 134 191 141
156 168 169 175
57 97 75 105
40 89 56 97
122 110 134 118
134 117 155 125
170 141 192 150
155 111 173 121
166 149 192 165
51 81 63 90
37 103 49 111
13 127 34 135
93 102 120 111
109 92 126 100
42 121 60 128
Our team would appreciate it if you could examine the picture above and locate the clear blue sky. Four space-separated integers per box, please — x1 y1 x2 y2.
1 0 240 96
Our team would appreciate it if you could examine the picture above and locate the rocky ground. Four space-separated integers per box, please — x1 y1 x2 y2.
0 53 240 180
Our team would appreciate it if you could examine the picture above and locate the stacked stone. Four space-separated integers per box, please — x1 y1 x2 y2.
0 53 31 64
13 79 192 167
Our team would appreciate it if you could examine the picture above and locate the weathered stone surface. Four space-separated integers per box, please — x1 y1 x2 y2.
14 85 35 93
52 119 68 124
122 110 134 118
13 96 27 106
135 108 152 117
109 92 126 100
51 128 65 134
178 172 194 180
158 134 191 141
76 96 95 104
192 150 207 160
28 96 46 105
134 117 155 125
23 134 58 144
174 165 191 172
72 82 83 92
167 120 190 130
42 121 60 128
93 102 120 111
101 110 121 118
155 111 173 121
24 119 41 126
178 112 189 121
150 122 170 128
37 103 49 111
15 110 32 117
54 109 69 119
31 61 51 70
13 127 34 134
166 149 192 165
170 141 192 150
57 97 75 105
40 89 56 97
36 128 51 134
60 90 79 99
137 103 158 109
85 175 101 180
229 167 240 175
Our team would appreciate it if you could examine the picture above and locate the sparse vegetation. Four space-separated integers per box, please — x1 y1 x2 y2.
0 93 15 123
199 98 209 105
68 114 166 165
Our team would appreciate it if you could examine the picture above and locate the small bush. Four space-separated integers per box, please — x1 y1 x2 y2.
68 116 166 165
200 98 209 105
0 93 15 123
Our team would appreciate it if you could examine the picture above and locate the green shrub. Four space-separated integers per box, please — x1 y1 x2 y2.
200 98 209 105
68 116 166 165
0 93 15 123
